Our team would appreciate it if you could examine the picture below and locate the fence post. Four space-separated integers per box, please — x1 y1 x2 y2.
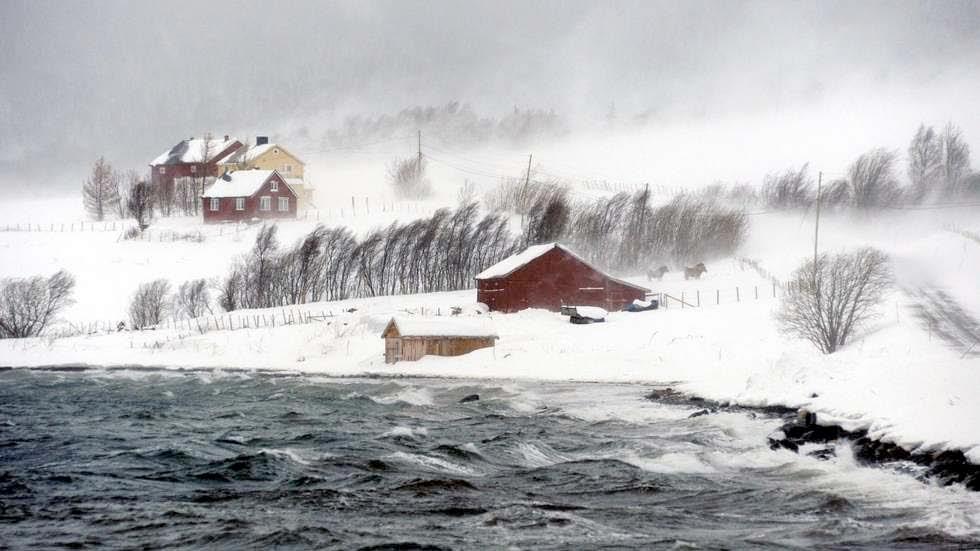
716 289 720 305
773 282 776 298
696 290 700 307
680 292 684 308
754 286 758 300
736 287 740 302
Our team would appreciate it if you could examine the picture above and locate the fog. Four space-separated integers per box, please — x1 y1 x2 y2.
1 0 979 193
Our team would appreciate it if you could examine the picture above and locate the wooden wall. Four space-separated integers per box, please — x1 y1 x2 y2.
385 336 496 363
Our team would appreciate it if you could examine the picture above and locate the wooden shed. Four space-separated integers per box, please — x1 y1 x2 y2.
475 243 649 313
381 317 498 363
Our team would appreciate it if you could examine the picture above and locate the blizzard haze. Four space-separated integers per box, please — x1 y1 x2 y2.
1 0 980 193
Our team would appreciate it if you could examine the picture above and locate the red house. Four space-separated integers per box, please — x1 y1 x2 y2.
149 136 243 190
475 243 649 313
201 170 298 223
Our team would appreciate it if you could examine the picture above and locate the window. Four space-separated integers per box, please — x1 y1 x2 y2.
271 179 278 191
159 166 166 174
278 197 289 212
210 198 219 211
235 198 245 211
190 165 197 173
281 164 292 173
260 196 271 211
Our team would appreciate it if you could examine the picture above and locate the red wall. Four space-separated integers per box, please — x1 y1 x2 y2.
476 247 646 313
149 141 243 188
202 174 298 224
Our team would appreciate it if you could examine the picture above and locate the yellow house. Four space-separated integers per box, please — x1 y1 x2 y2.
218 137 314 211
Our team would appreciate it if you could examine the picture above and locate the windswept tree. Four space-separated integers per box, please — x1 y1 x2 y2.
846 149 901 209
174 279 212 318
125 178 155 230
777 248 891 354
0 270 76 339
762 164 813 209
129 280 172 330
941 123 971 198
387 156 431 199
82 157 121 221
908 124 943 202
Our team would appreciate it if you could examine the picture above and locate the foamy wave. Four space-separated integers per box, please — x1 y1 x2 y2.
381 426 428 438
386 451 477 476
375 386 434 406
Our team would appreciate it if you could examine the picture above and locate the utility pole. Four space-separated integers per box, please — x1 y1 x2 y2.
814 170 822 267
521 154 532 228
417 130 422 169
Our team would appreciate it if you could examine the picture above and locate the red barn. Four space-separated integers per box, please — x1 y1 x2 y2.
201 169 298 223
475 243 649 313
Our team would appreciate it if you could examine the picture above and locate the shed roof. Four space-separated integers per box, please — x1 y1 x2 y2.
151 137 240 166
475 242 649 292
382 317 498 339
201 169 292 198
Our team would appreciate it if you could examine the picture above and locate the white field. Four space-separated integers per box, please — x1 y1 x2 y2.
1 150 979 469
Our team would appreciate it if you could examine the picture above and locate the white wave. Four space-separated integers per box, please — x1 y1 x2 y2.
381 426 428 438
624 451 717 474
386 451 478 476
258 447 314 465
516 441 569 468
374 386 434 406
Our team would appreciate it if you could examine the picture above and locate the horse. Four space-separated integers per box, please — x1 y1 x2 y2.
684 262 707 280
646 265 669 281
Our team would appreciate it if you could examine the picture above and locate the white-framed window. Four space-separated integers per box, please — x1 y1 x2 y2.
271 179 278 191
281 164 292 173
159 166 166 174
190 165 197 173
278 197 289 212
260 196 271 211
210 198 219 211
235 197 245 211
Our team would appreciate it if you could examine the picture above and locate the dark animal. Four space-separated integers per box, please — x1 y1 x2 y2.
646 265 669 281
684 262 707 280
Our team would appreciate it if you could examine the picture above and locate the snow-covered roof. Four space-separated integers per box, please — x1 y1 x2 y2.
383 317 498 338
220 143 306 166
475 243 649 292
151 137 240 166
201 169 288 198
475 243 557 279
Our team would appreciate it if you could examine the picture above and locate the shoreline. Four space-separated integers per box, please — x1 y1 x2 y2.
645 387 980 491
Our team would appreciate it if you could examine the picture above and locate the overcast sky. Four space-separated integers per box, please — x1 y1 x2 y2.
1 0 978 181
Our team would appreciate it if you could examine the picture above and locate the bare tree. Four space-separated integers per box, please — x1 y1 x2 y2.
777 248 891 354
174 279 212 318
762 164 813 209
387 156 431 198
907 124 943 202
129 280 172 330
82 157 121 221
0 270 76 339
126 178 155 230
847 149 902 209
941 123 971 198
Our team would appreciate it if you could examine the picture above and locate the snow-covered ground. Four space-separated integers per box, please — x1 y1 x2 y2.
1 181 978 474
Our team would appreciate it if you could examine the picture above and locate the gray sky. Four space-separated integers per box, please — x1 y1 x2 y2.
1 0 979 183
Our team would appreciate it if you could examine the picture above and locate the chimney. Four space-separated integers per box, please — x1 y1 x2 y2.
223 134 229 141
256 136 269 146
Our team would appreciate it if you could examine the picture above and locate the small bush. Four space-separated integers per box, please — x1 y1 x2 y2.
129 279 171 329
0 270 76 338
763 165 813 209
387 156 431 199
174 279 212 318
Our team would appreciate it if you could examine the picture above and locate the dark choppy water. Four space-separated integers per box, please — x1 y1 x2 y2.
1 369 979 550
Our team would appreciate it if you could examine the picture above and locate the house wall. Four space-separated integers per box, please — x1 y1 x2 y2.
202 173 298 224
476 247 646 313
150 141 244 189
385 336 496 363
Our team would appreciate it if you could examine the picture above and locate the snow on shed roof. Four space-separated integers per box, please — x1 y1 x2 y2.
383 317 498 339
201 169 288 198
151 137 240 165
475 243 649 292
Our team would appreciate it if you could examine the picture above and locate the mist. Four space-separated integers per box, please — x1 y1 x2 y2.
1 0 979 194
